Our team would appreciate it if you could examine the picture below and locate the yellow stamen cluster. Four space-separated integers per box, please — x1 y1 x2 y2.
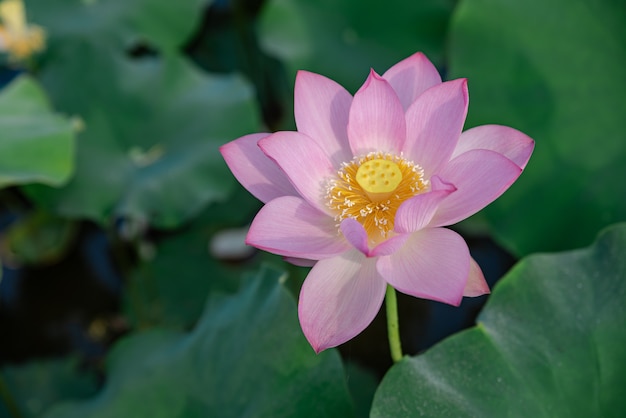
0 0 46 62
326 152 429 243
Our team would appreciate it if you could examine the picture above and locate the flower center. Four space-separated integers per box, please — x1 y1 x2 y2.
355 158 402 199
326 152 429 243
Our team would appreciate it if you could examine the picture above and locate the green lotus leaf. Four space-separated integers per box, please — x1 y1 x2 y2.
371 223 626 417
449 0 626 255
45 266 354 418
259 0 454 92
22 0 259 228
28 0 206 52
0 358 98 418
25 52 257 227
0 76 74 188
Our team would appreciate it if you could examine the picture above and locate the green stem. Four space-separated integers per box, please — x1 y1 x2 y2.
385 285 403 363
0 371 24 418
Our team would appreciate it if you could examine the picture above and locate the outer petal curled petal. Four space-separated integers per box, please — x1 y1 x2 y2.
382 52 442 110
377 228 470 306
348 70 406 156
370 234 410 257
259 131 335 214
294 70 353 166
298 250 387 352
394 176 456 233
464 257 490 297
430 149 522 227
220 133 297 203
340 218 370 255
404 79 468 178
246 196 350 260
452 124 535 169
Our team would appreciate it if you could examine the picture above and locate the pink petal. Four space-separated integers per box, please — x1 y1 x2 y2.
452 125 535 169
403 79 469 178
377 228 470 306
394 176 456 233
340 218 412 257
220 133 298 203
347 70 406 156
259 131 335 214
382 52 442 110
298 250 387 352
246 196 350 259
464 257 490 297
429 149 522 227
340 218 370 255
370 234 410 257
294 71 354 166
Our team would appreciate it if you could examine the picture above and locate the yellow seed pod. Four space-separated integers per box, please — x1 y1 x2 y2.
356 158 403 194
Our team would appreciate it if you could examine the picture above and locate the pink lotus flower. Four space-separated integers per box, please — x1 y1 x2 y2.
220 52 533 353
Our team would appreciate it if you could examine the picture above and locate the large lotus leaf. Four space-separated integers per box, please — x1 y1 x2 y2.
0 76 74 187
22 53 258 227
27 0 205 52
259 0 455 92
371 223 626 417
0 358 98 418
45 266 354 418
448 0 626 255
21 0 259 228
